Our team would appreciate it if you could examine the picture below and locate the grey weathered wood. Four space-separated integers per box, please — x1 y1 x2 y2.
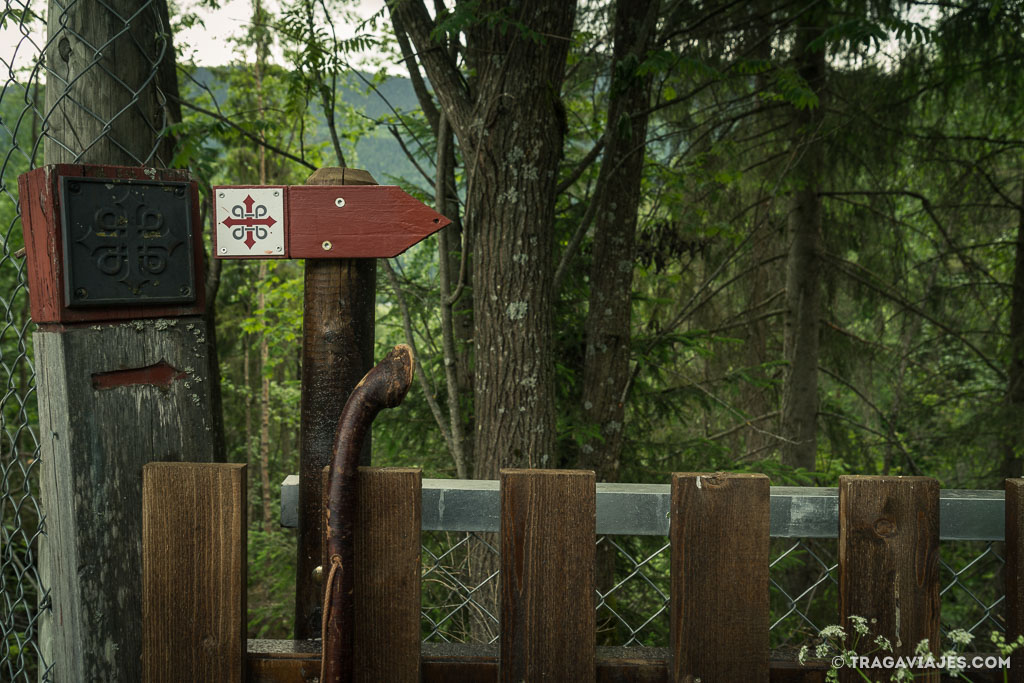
44 0 175 166
36 318 217 682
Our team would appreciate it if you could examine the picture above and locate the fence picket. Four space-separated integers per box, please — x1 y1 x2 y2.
142 463 246 683
839 476 939 682
352 467 422 681
500 469 597 681
669 472 771 682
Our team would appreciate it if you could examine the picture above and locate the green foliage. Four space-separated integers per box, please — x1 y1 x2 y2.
247 528 297 637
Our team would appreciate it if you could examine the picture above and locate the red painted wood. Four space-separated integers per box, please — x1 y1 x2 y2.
18 164 206 324
91 361 187 390
287 185 450 258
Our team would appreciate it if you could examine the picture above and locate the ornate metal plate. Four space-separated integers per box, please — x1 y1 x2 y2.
60 177 196 308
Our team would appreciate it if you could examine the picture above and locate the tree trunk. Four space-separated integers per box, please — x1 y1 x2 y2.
741 0 780 462
780 13 827 471
437 114 472 479
387 0 576 645
258 263 274 533
466 0 576 478
1003 176 1024 478
579 0 658 483
580 1 658 644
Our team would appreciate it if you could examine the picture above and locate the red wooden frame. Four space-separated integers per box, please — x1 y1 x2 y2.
19 164 206 325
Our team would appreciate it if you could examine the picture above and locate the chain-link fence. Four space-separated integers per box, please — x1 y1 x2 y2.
1 4 48 680
1 0 173 678
420 534 1008 652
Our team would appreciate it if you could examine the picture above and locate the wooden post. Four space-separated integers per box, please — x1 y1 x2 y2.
20 164 219 681
209 170 447 639
295 167 378 639
1006 479 1024 683
500 469 596 682
839 476 939 683
669 473 770 683
142 463 246 682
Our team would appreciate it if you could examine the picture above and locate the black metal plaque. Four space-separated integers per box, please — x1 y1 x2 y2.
60 177 196 308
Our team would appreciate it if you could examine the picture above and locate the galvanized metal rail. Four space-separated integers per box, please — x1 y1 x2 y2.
281 477 1006 540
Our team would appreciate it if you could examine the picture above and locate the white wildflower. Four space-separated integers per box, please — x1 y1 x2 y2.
820 625 847 640
914 638 932 656
874 635 892 652
947 629 973 647
850 615 870 636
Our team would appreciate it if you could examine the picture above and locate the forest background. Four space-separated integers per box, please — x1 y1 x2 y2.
2 0 1023 643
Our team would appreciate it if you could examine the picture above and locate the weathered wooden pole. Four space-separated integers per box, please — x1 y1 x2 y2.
44 0 177 166
211 171 448 640
33 5 218 678
296 168 378 639
21 164 219 682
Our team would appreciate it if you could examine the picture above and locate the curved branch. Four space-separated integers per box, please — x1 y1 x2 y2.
321 345 414 683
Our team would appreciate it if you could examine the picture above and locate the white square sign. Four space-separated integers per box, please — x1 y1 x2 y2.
214 186 286 257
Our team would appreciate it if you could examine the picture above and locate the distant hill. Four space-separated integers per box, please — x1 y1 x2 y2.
184 67 424 184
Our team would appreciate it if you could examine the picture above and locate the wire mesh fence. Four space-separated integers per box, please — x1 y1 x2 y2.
1 4 48 680
1 0 173 678
420 532 1008 652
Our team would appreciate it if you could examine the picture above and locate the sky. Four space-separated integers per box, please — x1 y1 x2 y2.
175 0 389 68
0 0 392 74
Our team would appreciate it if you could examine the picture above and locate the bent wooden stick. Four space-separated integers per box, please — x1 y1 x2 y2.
321 344 415 683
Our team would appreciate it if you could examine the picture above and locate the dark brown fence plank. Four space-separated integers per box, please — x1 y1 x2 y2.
500 469 596 682
1007 479 1024 683
142 462 246 682
839 476 939 682
669 472 770 682
353 467 422 682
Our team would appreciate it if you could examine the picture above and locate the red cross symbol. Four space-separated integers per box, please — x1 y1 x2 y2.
223 194 277 249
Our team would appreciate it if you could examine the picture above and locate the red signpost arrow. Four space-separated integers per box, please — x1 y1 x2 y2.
212 184 450 259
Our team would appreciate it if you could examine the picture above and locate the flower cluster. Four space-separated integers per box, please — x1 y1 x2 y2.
799 618 1021 682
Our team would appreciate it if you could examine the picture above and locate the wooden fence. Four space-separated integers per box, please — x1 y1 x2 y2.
141 466 1024 683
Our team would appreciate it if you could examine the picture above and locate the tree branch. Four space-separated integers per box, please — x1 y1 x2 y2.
170 93 316 170
382 260 461 473
386 0 474 143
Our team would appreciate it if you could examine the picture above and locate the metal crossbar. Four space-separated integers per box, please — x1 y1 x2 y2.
283 478 1016 647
